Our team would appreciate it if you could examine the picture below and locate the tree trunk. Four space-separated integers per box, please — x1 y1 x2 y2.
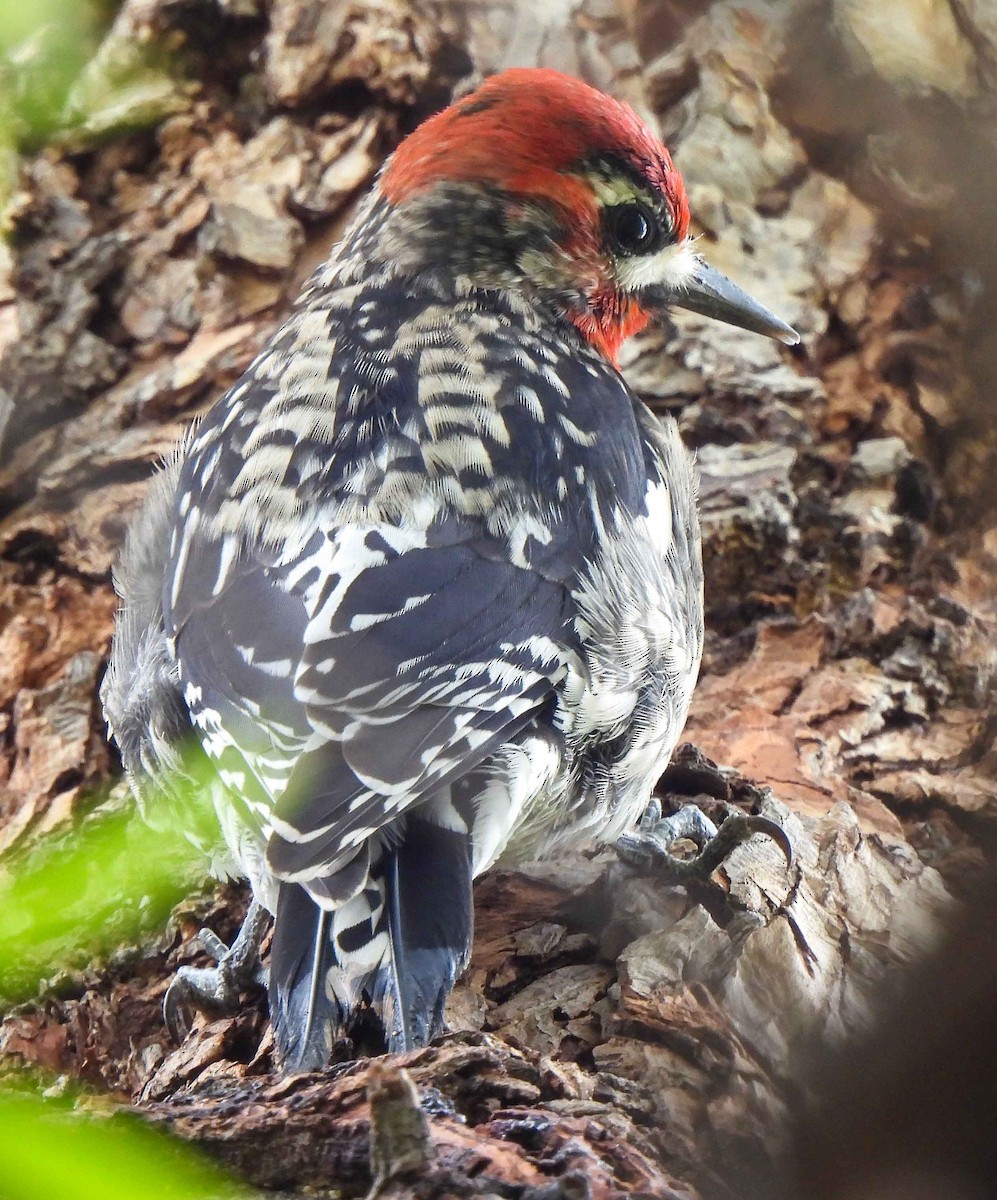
1 1 996 1197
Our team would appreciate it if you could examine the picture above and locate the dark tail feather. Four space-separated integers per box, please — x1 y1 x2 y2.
269 811 474 1066
269 882 341 1072
381 812 475 1053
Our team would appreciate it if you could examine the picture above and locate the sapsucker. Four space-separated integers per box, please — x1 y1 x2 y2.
102 67 798 1070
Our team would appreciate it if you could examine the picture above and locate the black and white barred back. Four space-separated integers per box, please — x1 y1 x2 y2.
105 193 703 1068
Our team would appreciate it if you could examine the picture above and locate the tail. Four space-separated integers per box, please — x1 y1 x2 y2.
383 808 474 1052
268 883 339 1072
268 803 475 1070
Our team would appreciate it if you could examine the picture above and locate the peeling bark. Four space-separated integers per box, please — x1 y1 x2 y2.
1 1 996 1197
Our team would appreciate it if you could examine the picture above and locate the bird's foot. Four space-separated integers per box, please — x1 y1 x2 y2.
616 798 792 882
164 898 270 1040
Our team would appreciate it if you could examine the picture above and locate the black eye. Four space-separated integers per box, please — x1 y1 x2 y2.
604 202 664 257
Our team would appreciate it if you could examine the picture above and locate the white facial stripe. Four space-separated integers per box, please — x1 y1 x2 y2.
615 237 698 294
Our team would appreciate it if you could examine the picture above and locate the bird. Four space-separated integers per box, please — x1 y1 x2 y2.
101 67 798 1071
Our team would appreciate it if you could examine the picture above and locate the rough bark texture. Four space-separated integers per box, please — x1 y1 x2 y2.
1 1 996 1197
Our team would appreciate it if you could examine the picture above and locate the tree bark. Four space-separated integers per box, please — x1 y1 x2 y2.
1 1 996 1197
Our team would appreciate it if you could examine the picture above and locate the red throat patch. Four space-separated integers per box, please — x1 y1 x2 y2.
572 296 652 365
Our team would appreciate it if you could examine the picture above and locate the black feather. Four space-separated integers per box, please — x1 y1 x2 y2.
269 882 340 1072
383 810 474 1051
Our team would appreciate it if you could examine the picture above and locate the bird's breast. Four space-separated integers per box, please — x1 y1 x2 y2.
549 430 704 847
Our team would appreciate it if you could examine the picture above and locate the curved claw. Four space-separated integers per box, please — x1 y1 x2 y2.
742 814 793 867
162 900 270 1042
616 804 793 882
690 813 793 877
163 975 187 1043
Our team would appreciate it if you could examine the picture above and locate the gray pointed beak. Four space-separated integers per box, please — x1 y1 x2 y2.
648 256 800 345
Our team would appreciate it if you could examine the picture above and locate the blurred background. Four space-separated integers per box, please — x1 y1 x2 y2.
0 2 995 1198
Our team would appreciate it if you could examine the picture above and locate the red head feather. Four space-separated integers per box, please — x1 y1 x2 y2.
382 68 690 243
381 70 690 361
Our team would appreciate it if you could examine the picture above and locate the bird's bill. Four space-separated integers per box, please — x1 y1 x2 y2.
646 257 800 345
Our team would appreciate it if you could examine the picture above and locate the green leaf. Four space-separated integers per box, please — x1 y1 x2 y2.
0 1088 254 1200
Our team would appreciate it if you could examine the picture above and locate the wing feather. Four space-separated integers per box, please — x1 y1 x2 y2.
171 528 573 886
